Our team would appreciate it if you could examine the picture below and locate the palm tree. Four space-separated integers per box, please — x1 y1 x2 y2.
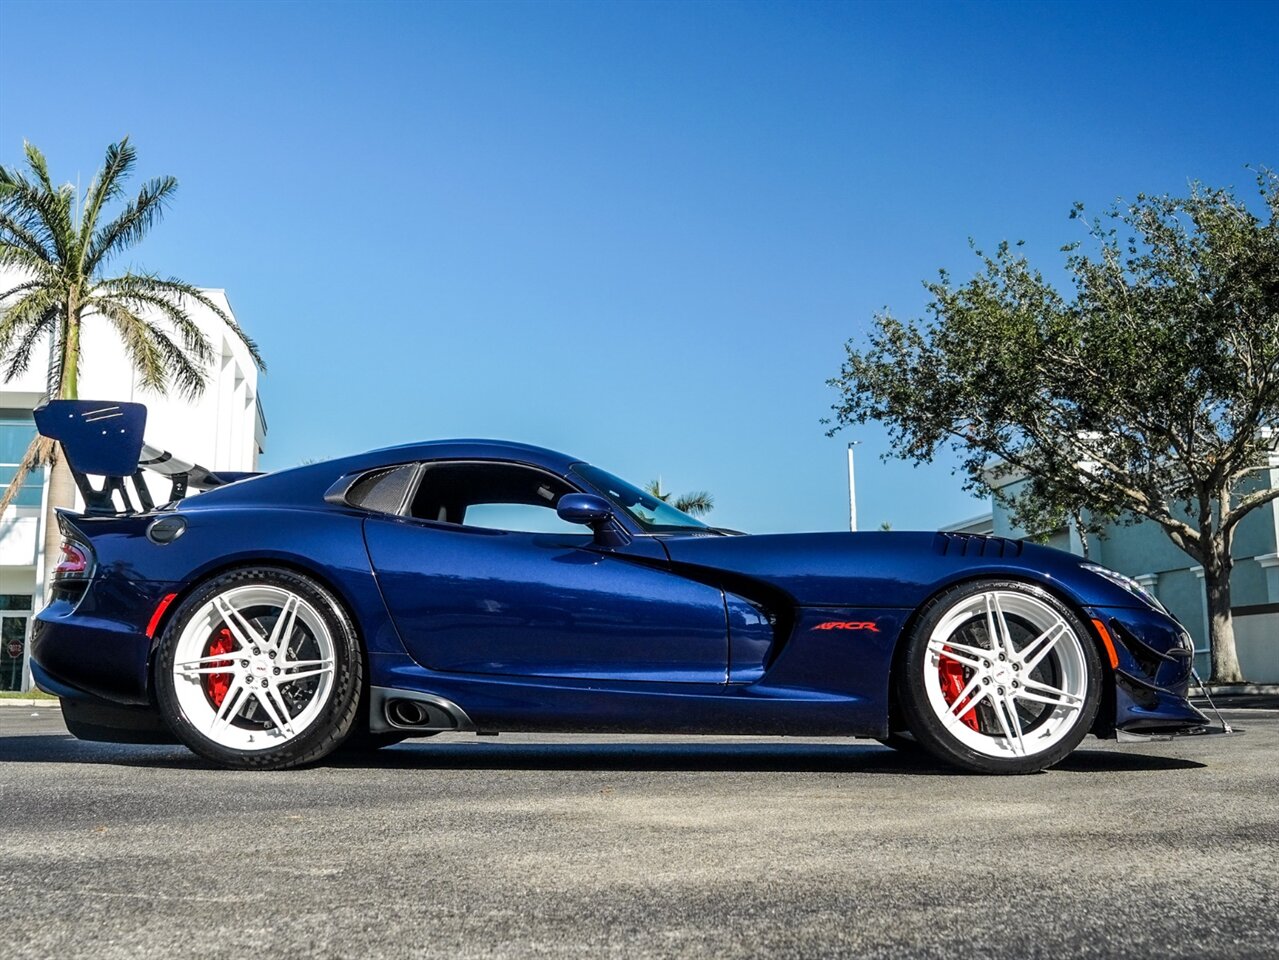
0 138 264 590
644 477 714 517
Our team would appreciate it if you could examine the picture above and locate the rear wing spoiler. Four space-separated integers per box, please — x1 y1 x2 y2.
33 400 260 515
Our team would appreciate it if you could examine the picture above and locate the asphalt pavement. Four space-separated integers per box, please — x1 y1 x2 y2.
1 704 1276 959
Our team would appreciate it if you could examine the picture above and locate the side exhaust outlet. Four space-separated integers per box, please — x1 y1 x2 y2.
368 687 476 735
388 700 433 727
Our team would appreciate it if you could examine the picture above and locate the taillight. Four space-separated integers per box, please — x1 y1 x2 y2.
55 540 91 578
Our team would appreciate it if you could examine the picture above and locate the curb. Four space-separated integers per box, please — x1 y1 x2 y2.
0 698 61 708
1191 683 1279 697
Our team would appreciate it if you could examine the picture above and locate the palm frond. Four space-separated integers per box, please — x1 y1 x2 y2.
0 209 55 263
83 175 177 272
3 305 59 381
0 284 59 348
0 276 55 308
0 168 70 264
674 491 714 517
94 300 175 394
16 144 76 264
22 142 56 194
77 138 136 259
644 479 670 501
94 299 208 398
0 243 56 275
0 435 55 515
102 274 265 371
91 282 215 367
148 327 211 398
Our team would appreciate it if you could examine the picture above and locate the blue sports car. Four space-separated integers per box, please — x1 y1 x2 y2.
30 400 1215 774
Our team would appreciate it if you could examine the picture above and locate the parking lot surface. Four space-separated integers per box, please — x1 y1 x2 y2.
1 705 1275 959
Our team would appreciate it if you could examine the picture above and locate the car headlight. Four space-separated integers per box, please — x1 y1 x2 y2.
1081 563 1168 615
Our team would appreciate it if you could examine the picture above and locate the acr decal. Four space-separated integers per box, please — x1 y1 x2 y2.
812 620 879 633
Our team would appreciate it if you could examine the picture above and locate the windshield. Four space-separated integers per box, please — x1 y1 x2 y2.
571 464 710 533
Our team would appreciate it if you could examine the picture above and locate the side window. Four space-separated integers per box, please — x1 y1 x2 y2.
408 461 584 534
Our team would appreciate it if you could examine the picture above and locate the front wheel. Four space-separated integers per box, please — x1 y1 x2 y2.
896 580 1102 774
155 567 363 769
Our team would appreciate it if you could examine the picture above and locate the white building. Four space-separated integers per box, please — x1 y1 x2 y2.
0 275 265 691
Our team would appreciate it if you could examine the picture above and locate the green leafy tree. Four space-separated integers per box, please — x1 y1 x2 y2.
644 477 715 517
827 172 1279 683
0 138 265 590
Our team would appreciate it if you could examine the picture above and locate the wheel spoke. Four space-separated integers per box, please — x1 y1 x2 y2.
1021 677 1081 703
209 679 248 734
991 695 1026 756
176 651 243 671
1020 622 1067 672
1014 688 1082 712
266 594 301 656
927 639 988 667
985 593 1014 657
945 685 988 728
176 663 242 677
277 665 332 683
253 686 295 738
214 595 265 650
945 672 982 715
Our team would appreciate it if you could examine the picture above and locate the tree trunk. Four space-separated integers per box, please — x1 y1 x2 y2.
61 309 80 398
1203 547 1244 684
39 454 77 594
38 308 81 600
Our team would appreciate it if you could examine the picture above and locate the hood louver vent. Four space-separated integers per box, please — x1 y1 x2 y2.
933 532 1025 558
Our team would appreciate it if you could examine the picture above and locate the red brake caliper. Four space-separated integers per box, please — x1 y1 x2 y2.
939 648 981 731
204 627 236 708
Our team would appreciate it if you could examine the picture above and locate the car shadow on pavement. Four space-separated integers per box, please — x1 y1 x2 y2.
329 740 1208 774
0 734 1207 774
1050 749 1207 772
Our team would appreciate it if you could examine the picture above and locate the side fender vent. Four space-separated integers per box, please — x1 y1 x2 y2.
933 532 1025 558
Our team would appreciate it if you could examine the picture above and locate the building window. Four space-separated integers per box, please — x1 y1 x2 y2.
0 420 43 508
0 595 32 692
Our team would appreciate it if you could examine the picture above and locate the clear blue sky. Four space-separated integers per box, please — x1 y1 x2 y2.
1 0 1275 532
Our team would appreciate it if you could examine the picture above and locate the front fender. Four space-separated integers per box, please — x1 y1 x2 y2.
660 531 1146 610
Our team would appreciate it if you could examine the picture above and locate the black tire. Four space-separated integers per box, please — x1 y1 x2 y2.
896 579 1102 775
154 566 363 770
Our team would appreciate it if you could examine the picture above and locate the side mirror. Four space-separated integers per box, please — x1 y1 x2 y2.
557 493 613 525
557 493 629 547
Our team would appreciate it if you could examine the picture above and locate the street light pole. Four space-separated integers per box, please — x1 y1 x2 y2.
847 441 860 532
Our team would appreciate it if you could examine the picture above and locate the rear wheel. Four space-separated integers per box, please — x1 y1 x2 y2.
896 580 1101 774
155 567 362 769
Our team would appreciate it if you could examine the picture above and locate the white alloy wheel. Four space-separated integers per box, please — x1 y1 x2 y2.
921 589 1090 760
170 584 337 751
